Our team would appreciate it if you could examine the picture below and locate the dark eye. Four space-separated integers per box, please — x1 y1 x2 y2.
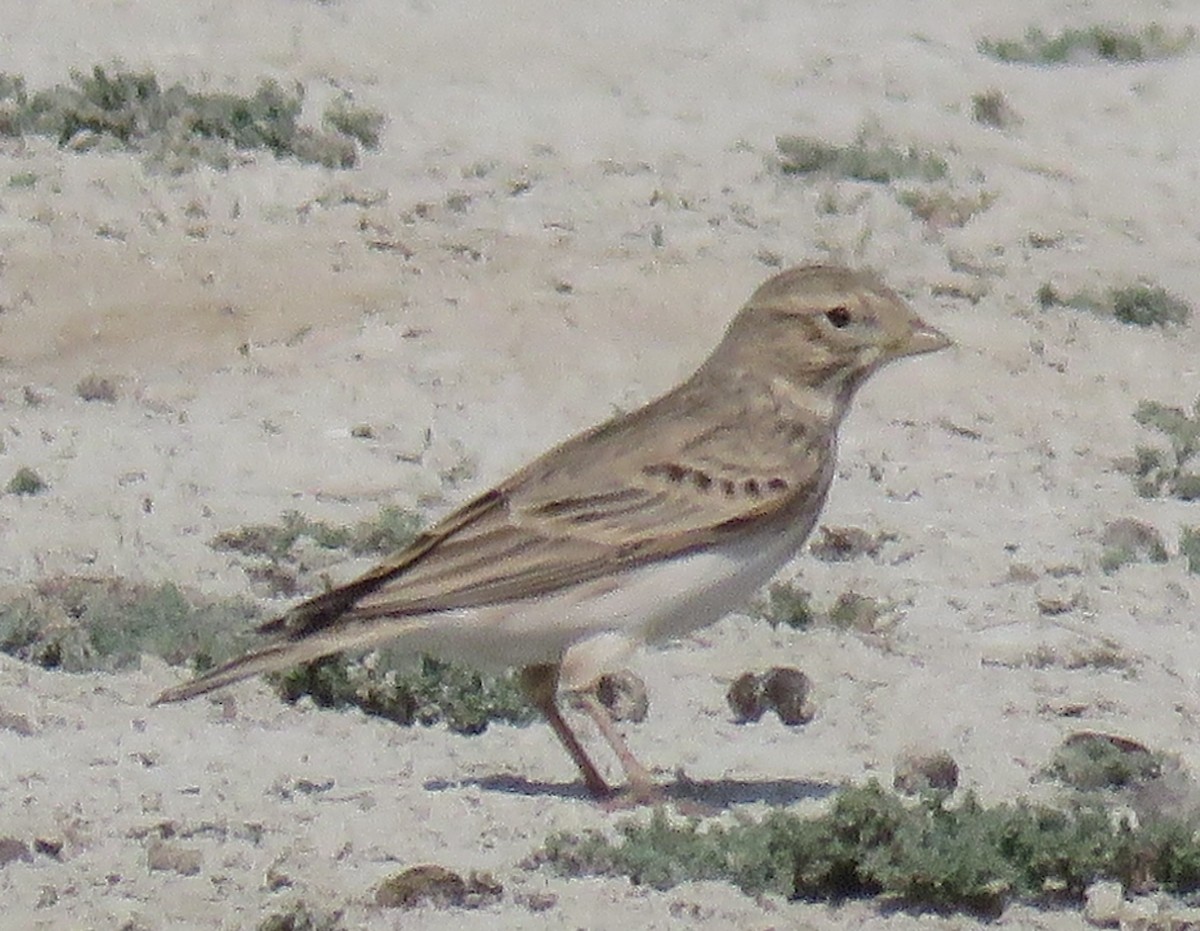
824 306 852 328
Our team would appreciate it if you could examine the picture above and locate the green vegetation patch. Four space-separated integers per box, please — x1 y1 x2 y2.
1047 732 1163 791
753 581 815 629
6 466 47 496
1098 518 1169 573
971 90 1021 130
1118 397 1200 500
1038 281 1191 328
1112 285 1192 328
213 506 424 597
776 133 947 183
827 592 890 633
753 582 891 634
322 96 384 149
257 901 346 931
0 569 531 734
0 66 383 170
1181 527 1200 575
979 25 1194 65
531 781 1200 912
0 576 258 673
897 189 995 228
1036 283 1105 314
213 507 423 562
273 650 534 736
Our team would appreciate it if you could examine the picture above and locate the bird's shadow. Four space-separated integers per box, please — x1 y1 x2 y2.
424 773 837 809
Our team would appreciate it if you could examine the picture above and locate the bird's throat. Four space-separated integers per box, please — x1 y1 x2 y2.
767 374 849 429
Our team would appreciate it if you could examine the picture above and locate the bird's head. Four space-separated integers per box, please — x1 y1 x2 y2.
702 264 949 412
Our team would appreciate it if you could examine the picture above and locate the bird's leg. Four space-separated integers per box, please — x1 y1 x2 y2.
577 691 661 804
519 664 612 799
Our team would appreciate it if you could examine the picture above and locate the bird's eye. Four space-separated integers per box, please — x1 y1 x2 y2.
824 306 852 328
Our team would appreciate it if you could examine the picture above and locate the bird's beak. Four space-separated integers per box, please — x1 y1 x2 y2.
897 319 951 357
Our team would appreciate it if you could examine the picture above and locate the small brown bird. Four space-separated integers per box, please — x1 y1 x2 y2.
155 264 949 801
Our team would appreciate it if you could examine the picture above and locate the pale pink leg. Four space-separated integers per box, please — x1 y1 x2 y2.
578 692 662 804
519 664 612 799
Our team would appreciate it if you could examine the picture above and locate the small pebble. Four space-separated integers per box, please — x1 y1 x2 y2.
376 865 503 909
893 748 959 794
726 672 766 723
146 840 202 876
1082 880 1124 927
514 890 558 912
596 671 649 723
0 710 34 736
762 667 815 725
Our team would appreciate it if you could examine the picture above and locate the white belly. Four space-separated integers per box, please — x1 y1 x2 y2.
404 510 820 690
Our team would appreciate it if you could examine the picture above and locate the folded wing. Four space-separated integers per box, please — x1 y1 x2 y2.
268 389 829 641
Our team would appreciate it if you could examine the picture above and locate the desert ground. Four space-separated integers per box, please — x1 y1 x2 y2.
2 0 1200 928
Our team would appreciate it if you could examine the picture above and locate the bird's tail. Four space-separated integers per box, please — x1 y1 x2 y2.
152 614 429 705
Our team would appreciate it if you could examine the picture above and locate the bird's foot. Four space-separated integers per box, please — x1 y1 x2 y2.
595 777 665 811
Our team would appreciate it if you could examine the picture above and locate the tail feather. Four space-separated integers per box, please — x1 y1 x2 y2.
152 615 428 705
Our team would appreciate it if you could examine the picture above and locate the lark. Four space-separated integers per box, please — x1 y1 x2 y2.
155 264 949 801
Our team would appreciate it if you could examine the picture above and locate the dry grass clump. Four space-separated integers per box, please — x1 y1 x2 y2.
0 66 383 171
1117 397 1200 501
971 90 1021 129
1037 281 1191 328
0 576 258 672
776 132 947 183
979 24 1194 65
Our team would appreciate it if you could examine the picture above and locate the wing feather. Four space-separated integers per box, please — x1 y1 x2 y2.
270 380 831 641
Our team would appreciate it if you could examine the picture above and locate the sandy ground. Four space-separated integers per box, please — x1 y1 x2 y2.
2 0 1200 927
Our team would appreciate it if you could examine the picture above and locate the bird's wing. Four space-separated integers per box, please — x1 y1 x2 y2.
268 391 830 641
